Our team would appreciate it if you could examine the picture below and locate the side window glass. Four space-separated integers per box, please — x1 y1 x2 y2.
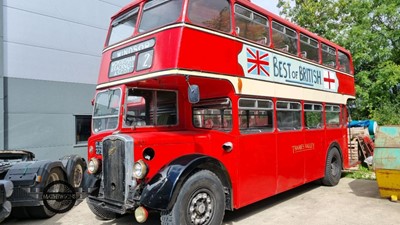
234 5 270 45
325 104 341 128
300 34 319 62
272 21 298 55
193 98 232 132
277 101 301 131
338 51 351 74
188 0 231 33
238 98 274 133
322 43 337 68
304 103 323 129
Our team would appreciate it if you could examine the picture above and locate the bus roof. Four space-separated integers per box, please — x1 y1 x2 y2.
111 0 351 55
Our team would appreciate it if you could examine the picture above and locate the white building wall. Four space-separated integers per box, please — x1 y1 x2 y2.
1 0 131 159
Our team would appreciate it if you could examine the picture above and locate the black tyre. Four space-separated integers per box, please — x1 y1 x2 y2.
160 170 225 225
87 199 118 220
60 155 86 188
70 158 85 188
10 207 30 219
322 147 342 186
28 168 65 218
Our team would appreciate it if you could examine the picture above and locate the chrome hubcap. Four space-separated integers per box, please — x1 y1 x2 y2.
188 191 213 225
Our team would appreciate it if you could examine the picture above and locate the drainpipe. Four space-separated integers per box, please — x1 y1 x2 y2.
0 5 5 150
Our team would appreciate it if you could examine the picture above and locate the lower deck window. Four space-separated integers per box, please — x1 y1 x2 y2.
326 105 341 128
304 103 323 129
239 98 273 133
193 98 232 131
277 101 301 130
125 88 177 127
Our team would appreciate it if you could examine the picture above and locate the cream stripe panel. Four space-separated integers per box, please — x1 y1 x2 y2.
97 69 354 104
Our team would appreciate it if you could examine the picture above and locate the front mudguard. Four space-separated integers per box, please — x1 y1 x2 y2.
5 160 67 207
140 154 231 211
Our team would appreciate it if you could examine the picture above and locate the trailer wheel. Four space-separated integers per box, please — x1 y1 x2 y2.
160 170 225 225
28 167 65 218
87 199 118 220
322 147 342 186
60 155 86 188
70 158 85 188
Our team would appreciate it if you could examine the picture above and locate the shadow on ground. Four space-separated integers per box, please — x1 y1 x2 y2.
347 179 380 199
223 182 320 224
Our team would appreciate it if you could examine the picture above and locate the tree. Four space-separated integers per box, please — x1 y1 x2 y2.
277 0 400 125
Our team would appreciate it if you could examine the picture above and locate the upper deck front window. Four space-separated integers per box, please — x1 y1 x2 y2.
139 0 183 33
108 8 139 46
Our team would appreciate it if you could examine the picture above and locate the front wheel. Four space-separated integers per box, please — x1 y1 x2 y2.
161 170 225 225
322 147 342 186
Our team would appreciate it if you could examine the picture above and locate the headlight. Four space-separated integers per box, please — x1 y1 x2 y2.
88 158 101 174
133 160 148 179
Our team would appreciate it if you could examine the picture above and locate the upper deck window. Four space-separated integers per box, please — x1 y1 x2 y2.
338 51 351 74
322 43 337 68
108 8 139 46
300 34 319 62
139 0 183 33
188 0 231 33
272 21 298 55
234 5 270 45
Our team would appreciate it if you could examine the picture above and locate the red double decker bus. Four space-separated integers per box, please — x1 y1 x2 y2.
85 0 356 224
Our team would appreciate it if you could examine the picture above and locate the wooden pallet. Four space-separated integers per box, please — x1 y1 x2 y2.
348 138 359 162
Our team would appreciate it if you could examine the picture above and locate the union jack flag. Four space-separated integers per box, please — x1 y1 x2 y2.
246 47 270 76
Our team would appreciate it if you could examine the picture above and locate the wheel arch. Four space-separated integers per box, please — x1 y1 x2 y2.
140 154 233 211
326 141 344 169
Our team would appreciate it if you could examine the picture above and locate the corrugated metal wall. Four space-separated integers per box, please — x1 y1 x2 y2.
1 0 131 159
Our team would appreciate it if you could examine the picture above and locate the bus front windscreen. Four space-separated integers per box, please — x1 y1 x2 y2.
92 89 121 133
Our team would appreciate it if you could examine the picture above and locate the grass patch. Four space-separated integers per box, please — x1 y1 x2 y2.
343 165 376 180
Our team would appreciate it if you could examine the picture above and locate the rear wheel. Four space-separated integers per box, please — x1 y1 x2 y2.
28 168 65 218
322 147 342 186
160 170 225 225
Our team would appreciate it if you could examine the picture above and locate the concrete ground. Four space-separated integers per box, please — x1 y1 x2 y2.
3 178 400 225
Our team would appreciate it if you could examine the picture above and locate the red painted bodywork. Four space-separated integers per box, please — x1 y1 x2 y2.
89 0 356 210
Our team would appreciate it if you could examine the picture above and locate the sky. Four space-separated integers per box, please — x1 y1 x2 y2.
251 0 281 15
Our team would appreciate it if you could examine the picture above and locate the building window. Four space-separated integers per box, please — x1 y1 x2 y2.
76 115 92 145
